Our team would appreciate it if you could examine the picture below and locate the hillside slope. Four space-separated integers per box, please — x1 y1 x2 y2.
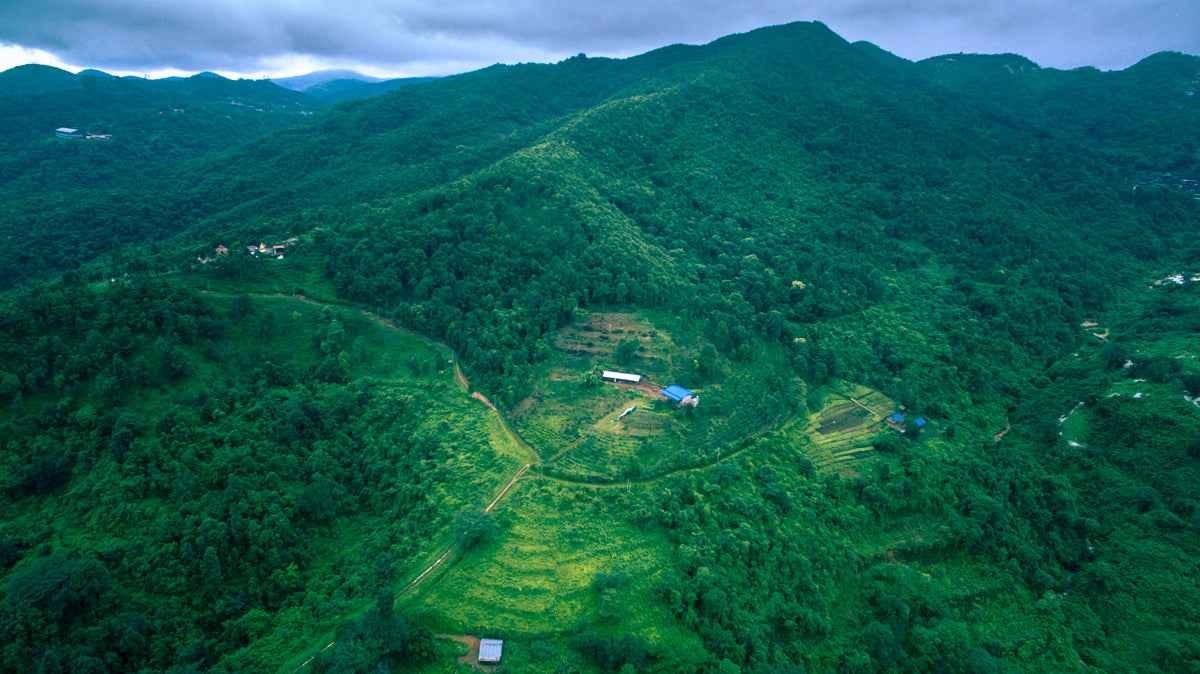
1 20 1199 674
0 67 317 287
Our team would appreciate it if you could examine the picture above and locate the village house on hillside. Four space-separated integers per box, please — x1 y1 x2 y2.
199 238 299 265
239 239 301 259
885 412 927 433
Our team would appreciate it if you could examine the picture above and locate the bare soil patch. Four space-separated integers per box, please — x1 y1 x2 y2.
471 391 497 410
605 379 665 397
434 634 495 671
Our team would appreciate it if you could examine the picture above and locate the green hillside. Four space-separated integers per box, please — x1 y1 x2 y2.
0 67 318 287
1 20 1199 674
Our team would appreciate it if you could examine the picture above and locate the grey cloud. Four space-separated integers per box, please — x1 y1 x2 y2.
0 0 1196 76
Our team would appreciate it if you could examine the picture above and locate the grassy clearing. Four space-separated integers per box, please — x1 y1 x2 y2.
517 310 804 482
805 384 897 478
406 479 695 671
858 514 951 562
176 239 341 300
406 637 475 674
553 311 685 384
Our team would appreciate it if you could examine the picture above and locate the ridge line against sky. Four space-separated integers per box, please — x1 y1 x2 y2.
1 1 1198 80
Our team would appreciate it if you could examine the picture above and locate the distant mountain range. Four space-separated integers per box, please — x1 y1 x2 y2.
272 70 441 105
270 68 386 90
0 64 440 105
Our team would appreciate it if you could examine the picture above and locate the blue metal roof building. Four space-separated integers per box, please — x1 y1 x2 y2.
887 413 904 423
662 385 693 402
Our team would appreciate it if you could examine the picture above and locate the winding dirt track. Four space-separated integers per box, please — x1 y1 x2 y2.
994 418 1012 442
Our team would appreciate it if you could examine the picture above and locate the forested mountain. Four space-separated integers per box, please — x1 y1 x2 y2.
268 70 440 105
308 76 442 105
1 20 1199 674
0 66 318 287
271 69 385 92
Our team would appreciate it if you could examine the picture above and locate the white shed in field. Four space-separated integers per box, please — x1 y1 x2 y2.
479 638 503 663
602 370 642 383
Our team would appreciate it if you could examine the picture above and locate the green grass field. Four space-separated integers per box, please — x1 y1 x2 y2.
176 237 342 301
405 478 700 672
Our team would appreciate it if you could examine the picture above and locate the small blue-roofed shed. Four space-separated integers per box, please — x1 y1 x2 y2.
887 412 904 423
662 385 693 402
914 418 927 428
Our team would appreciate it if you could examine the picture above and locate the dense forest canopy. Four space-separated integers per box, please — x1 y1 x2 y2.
0 67 318 287
1 20 1199 674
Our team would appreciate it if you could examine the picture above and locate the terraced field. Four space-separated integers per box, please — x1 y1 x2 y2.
807 386 896 477
408 480 685 643
518 413 579 459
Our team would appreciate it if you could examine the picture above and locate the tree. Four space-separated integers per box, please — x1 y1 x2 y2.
96 375 121 408
453 508 498 550
155 338 192 381
376 587 394 624
614 338 639 366
716 659 742 674
36 650 63 674
0 371 19 398
1135 485 1160 513
201 546 222 599
131 356 152 387
904 418 923 439
695 343 721 378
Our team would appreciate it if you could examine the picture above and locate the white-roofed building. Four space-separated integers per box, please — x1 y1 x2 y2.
602 370 642 383
479 638 503 663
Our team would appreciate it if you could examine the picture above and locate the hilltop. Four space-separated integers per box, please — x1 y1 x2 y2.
271 69 386 91
0 20 1198 674
268 69 443 104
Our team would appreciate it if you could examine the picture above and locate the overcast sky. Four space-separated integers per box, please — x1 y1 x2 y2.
1 0 1197 79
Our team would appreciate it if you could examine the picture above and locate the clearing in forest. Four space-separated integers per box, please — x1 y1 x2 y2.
408 479 702 666
806 384 896 478
515 311 800 482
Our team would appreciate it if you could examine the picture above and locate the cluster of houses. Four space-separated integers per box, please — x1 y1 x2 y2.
1134 172 1200 199
55 127 111 139
885 412 927 433
198 239 299 264
241 239 300 258
1151 272 1200 287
